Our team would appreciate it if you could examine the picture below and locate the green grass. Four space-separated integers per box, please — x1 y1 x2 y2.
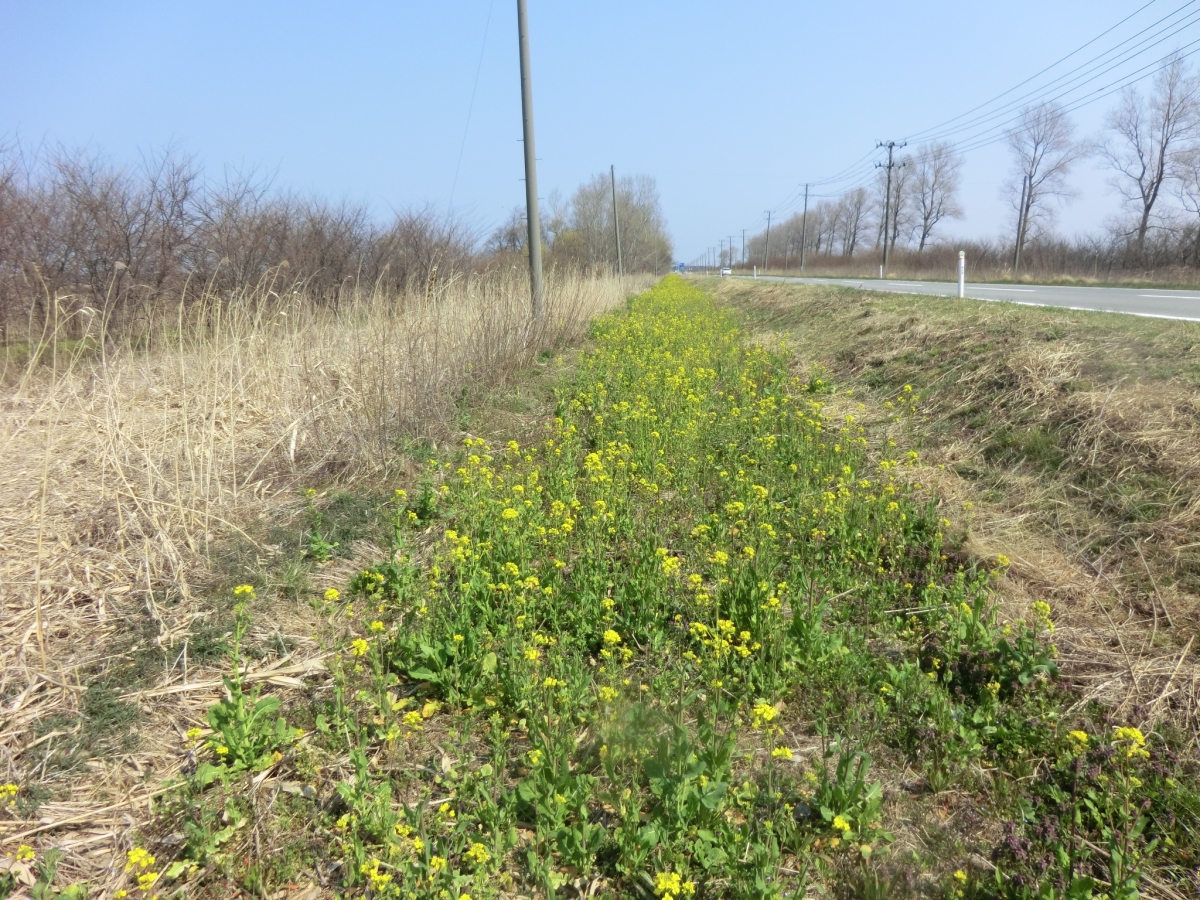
120 276 1198 899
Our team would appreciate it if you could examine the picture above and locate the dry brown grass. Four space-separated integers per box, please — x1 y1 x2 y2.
0 268 647 889
711 276 1200 747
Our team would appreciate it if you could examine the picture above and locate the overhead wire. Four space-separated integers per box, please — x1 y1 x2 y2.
902 0 1186 142
909 4 1200 146
732 0 1200 244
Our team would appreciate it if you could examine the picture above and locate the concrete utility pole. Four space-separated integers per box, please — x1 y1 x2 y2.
741 229 746 269
729 235 733 268
763 211 772 271
876 141 906 275
958 250 966 298
799 183 809 272
1013 173 1031 272
517 0 544 321
610 165 623 276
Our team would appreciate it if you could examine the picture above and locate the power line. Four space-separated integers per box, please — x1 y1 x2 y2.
903 0 1185 143
912 5 1200 146
449 0 496 213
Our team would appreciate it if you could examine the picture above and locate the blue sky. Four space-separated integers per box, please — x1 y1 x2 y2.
1 1 1191 262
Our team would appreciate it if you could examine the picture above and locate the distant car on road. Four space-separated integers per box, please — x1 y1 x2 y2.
720 267 732 276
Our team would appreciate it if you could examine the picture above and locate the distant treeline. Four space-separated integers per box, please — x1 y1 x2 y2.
736 55 1200 282
0 145 671 340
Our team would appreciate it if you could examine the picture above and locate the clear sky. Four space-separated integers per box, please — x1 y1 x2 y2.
1 1 1193 262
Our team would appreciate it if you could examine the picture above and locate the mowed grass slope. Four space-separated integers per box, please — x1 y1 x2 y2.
61 276 1197 899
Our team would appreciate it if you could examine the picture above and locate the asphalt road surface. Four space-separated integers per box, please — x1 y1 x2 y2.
737 275 1200 323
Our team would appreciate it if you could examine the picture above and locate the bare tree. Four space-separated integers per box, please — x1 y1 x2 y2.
838 188 869 256
486 206 527 254
1005 101 1082 268
1173 144 1200 263
548 172 672 273
1102 55 1200 258
911 141 963 250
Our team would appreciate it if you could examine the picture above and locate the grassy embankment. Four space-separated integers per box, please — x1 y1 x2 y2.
35 275 1190 900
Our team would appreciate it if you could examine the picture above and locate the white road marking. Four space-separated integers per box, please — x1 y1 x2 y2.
1138 293 1200 300
973 287 1036 292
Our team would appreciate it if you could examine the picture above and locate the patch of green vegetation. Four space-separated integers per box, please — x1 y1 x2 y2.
984 425 1067 471
131 277 1197 899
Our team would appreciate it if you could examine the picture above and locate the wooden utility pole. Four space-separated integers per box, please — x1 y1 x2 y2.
876 141 905 275
741 229 746 269
517 0 544 321
799 183 809 272
763 211 772 271
610 165 623 276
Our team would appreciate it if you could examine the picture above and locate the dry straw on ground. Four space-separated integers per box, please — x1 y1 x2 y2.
0 268 646 890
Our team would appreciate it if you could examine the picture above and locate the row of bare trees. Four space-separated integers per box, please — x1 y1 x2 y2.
741 54 1200 277
487 172 673 275
738 141 965 269
0 146 480 340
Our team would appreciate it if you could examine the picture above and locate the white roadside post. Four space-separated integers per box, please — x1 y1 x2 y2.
878 265 883 279
753 266 757 280
958 250 966 298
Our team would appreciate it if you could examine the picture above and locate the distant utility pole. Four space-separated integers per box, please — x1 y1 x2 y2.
763 211 772 271
729 235 733 268
799 183 809 272
876 140 906 276
741 229 746 268
1012 173 1031 272
517 0 544 321
610 165 623 276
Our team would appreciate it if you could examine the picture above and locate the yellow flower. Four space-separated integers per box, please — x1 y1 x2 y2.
654 871 695 899
350 638 370 657
368 620 385 633
430 855 447 871
771 746 793 760
501 507 519 519
832 815 851 832
751 701 777 728
323 588 340 602
233 584 255 598
1113 726 1150 759
465 842 490 865
954 869 968 883
15 844 35 862
1067 730 1089 749
603 629 622 645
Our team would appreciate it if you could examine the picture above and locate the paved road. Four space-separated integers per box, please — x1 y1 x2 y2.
737 275 1200 323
